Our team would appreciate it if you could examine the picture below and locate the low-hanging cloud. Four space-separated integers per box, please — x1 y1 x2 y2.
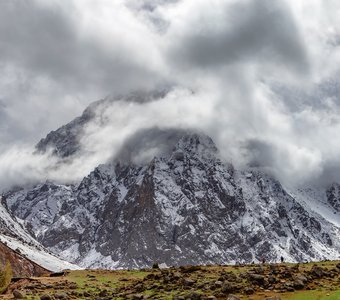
1 0 340 190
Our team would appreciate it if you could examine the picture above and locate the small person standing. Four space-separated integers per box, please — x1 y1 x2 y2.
280 256 284 263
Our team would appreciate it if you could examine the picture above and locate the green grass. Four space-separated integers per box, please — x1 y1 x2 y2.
281 289 340 300
66 268 150 296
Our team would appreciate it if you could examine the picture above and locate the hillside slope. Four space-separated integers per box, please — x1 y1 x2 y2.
0 241 49 277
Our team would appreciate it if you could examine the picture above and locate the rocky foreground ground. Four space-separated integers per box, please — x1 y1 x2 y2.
1 261 340 300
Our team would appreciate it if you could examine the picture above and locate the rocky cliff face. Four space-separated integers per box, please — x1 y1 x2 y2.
326 183 340 212
3 130 340 269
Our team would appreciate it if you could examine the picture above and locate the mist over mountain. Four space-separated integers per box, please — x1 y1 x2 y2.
2 116 340 268
1 0 340 271
1 1 340 190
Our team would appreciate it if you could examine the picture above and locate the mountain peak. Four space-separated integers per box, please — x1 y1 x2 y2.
172 132 218 161
115 128 217 165
35 88 173 159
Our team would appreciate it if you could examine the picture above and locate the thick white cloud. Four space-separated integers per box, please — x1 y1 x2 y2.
1 0 340 189
0 0 165 146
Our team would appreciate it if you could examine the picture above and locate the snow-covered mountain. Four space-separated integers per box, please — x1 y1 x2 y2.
3 129 340 269
1 93 340 269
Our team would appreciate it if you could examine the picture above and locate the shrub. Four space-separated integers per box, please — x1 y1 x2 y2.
0 260 12 294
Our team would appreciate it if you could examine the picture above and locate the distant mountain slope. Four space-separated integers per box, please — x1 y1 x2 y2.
0 196 79 272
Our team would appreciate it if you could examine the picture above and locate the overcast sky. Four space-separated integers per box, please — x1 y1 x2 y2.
1 0 340 189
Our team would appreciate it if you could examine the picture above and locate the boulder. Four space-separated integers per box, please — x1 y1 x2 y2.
152 263 159 269
226 295 240 300
13 289 25 299
292 279 305 290
221 281 236 293
54 292 68 299
310 265 324 278
184 291 202 299
68 283 78 290
224 272 238 282
244 287 254 295
98 289 108 297
268 275 277 284
290 264 300 272
248 274 265 285
294 274 308 284
173 296 185 300
182 278 196 286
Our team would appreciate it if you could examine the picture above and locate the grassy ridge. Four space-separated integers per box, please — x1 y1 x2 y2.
2 260 340 299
